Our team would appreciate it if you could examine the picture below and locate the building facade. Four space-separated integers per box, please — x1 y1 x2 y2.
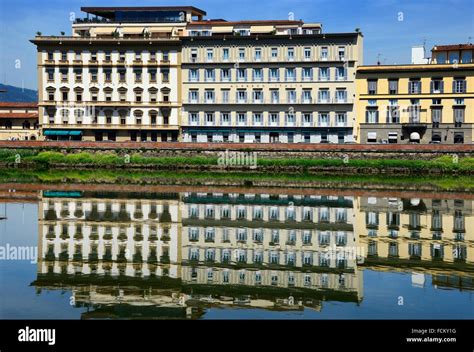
31 6 363 143
0 102 39 140
181 24 362 143
355 44 474 144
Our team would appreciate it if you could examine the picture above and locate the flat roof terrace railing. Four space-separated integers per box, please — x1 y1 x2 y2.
73 17 187 24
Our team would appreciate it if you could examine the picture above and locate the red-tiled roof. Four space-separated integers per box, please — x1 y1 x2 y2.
0 113 38 119
188 20 304 26
432 44 474 51
0 102 37 108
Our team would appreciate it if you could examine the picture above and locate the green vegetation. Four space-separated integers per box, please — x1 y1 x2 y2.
0 168 473 192
0 150 472 173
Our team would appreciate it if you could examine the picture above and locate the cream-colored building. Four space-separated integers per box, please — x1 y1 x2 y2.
31 6 363 143
0 102 39 140
355 44 474 144
181 26 363 143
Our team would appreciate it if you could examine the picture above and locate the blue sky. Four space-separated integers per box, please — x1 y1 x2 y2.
0 0 473 89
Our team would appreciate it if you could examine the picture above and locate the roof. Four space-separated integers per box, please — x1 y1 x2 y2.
81 6 207 17
0 102 37 108
357 63 474 73
0 113 38 119
432 44 474 51
188 20 304 26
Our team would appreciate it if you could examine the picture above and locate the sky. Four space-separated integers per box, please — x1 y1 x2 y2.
0 0 473 90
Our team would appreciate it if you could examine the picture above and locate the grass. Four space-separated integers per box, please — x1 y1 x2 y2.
0 150 473 173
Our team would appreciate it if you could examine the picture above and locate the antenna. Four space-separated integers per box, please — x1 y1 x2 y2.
468 36 472 44
377 53 382 65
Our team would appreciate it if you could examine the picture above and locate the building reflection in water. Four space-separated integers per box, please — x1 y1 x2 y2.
32 189 473 319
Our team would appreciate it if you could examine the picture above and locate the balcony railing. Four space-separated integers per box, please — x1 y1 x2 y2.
184 98 352 104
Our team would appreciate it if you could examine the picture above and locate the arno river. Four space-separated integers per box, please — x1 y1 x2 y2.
0 182 472 319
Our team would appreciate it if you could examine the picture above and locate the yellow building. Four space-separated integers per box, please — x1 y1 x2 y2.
355 44 474 144
0 102 39 140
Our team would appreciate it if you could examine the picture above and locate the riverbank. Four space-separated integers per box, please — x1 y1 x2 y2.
1 168 474 193
0 149 473 175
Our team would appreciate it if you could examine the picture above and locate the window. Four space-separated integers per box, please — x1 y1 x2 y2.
287 47 295 60
319 67 329 81
47 52 54 61
287 89 296 103
238 112 247 125
90 69 98 82
221 89 230 103
431 79 444 93
205 112 214 125
338 46 345 60
409 79 421 94
320 47 328 60
253 113 262 125
221 112 230 125
336 89 347 103
62 91 68 101
318 89 329 103
253 68 263 81
387 104 400 123
286 112 295 125
90 51 97 61
222 48 229 61
302 67 312 80
221 68 230 81
336 66 346 80
253 89 263 103
190 48 198 62
431 108 442 127
61 51 68 61
270 89 279 103
205 89 215 103
285 68 295 81
46 69 54 81
254 48 262 61
302 89 312 103
161 69 169 83
408 100 420 123
336 112 347 126
318 112 329 127
303 113 312 125
60 69 68 82
389 79 398 94
206 48 213 61
237 89 247 103
104 69 112 82
188 112 199 125
453 78 467 93
189 89 199 103
205 68 215 82
368 80 377 94
269 68 279 81
189 69 199 82
149 90 157 103
118 68 126 82
74 68 82 82
269 113 279 125
134 69 142 82
238 48 245 61
454 108 464 127
271 47 278 59
304 47 311 60
237 68 246 81
366 109 379 123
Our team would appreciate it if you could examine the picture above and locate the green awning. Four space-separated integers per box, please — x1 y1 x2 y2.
44 130 83 136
